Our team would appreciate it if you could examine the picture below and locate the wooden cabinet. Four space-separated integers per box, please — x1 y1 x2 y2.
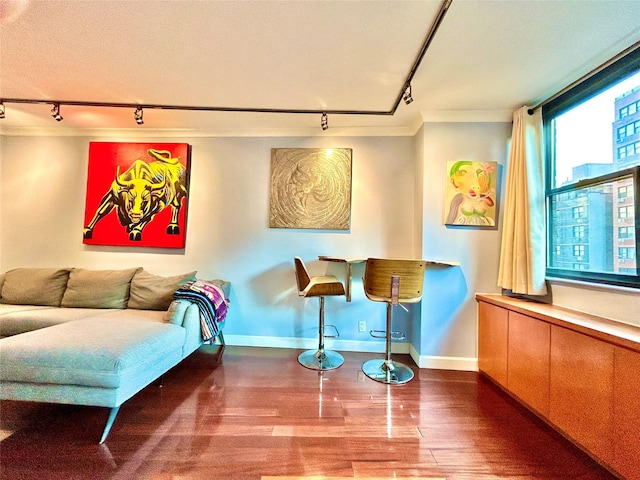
549 325 614 466
613 346 640 480
476 294 640 480
508 311 550 417
477 301 508 387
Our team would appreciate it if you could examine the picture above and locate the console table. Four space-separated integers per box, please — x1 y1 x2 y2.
319 256 460 302
318 256 365 302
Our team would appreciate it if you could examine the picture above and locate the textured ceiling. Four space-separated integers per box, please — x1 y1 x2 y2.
1 0 639 136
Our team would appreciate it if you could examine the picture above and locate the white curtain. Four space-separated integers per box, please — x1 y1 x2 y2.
497 106 547 295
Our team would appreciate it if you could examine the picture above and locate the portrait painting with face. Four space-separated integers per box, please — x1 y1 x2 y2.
444 160 497 226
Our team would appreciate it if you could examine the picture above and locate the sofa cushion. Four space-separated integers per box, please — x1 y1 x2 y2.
0 317 185 389
0 268 70 307
61 267 141 309
92 308 168 323
0 304 110 336
128 270 197 311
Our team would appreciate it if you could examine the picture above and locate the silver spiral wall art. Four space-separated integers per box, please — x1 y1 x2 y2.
269 148 352 230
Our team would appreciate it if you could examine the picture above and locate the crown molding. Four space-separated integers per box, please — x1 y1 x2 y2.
420 109 513 123
0 124 420 138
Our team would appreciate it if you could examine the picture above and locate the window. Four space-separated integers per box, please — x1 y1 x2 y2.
544 48 640 287
617 120 640 142
619 247 636 259
572 205 586 219
620 100 639 118
617 142 640 159
618 205 634 219
618 184 632 200
619 226 635 239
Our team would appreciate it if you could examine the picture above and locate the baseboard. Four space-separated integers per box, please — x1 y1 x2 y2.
222 334 409 354
220 334 477 371
409 343 478 371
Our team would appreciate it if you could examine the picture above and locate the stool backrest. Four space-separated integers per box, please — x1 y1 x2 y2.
293 257 311 294
363 258 426 304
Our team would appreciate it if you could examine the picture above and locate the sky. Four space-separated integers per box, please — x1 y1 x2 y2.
554 71 640 187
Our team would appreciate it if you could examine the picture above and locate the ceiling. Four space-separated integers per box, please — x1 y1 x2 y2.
1 0 639 136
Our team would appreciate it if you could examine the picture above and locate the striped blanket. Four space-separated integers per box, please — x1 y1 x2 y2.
174 280 229 342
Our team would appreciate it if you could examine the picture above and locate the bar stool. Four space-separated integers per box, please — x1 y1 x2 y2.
362 257 426 384
293 257 346 370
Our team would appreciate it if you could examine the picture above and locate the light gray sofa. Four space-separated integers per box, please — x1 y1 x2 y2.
0 267 229 443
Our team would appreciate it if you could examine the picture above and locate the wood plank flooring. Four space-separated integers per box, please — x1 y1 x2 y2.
0 346 618 480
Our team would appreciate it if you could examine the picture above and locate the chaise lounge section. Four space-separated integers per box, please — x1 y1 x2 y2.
0 267 229 443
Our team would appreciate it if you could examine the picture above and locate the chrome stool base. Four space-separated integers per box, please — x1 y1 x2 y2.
362 358 414 384
298 349 344 371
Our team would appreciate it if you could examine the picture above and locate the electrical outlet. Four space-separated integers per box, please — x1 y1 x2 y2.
358 320 366 332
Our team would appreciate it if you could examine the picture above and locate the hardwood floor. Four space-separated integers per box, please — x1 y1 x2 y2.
0 346 617 480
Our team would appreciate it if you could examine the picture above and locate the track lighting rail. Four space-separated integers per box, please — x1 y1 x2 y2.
0 97 392 116
391 0 452 113
0 0 453 128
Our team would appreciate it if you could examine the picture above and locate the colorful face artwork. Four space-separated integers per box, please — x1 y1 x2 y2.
445 160 497 226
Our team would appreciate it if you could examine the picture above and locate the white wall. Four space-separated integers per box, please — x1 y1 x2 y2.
0 134 420 353
3 125 637 369
417 122 512 369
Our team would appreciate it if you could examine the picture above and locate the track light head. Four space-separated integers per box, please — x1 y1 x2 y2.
0 102 5 119
321 112 328 131
50 103 63 121
403 85 413 105
134 107 144 125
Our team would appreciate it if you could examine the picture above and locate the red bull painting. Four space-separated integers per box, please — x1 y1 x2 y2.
83 142 191 248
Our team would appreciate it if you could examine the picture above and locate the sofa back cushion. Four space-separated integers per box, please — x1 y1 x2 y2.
61 267 141 309
128 270 197 311
0 268 71 307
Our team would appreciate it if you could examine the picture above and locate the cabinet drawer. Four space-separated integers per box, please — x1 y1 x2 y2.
477 301 508 386
550 325 614 466
613 346 640 480
508 312 550 417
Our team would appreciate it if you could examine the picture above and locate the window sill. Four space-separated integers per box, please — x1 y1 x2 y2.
546 276 640 294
